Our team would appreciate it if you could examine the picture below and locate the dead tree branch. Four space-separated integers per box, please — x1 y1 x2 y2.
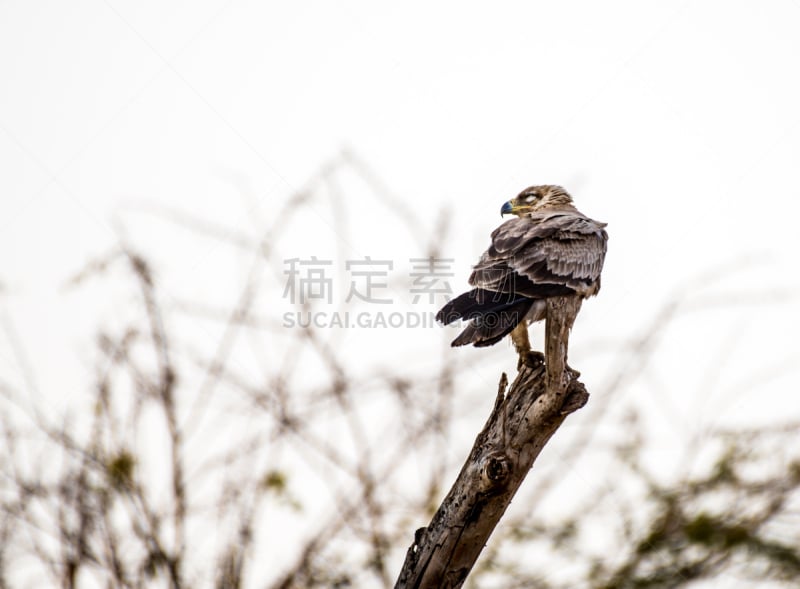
396 296 589 588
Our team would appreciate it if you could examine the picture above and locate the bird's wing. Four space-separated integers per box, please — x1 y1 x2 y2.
469 211 607 297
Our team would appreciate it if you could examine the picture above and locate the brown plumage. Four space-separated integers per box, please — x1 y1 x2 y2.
436 185 608 363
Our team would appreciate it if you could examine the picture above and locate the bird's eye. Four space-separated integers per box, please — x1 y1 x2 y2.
524 195 537 203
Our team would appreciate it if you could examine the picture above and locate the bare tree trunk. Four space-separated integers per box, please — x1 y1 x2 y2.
395 296 589 588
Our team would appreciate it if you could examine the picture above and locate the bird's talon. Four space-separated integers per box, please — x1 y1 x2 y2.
518 351 545 370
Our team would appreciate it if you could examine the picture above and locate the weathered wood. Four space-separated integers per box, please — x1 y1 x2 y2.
395 296 588 589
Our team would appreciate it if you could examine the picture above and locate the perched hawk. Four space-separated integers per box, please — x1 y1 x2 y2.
436 185 607 366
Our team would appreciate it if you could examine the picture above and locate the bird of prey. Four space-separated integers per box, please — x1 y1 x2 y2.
436 185 607 367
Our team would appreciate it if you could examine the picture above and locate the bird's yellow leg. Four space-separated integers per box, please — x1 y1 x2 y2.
511 323 544 370
510 322 530 356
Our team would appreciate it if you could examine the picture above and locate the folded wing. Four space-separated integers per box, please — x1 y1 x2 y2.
470 211 608 298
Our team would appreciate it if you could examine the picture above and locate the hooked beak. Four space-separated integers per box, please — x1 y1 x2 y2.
500 200 514 217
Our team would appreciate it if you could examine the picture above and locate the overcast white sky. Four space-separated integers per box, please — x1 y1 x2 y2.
2 1 800 582
3 0 799 398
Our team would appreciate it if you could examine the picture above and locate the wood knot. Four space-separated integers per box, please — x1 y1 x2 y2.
560 380 589 415
412 527 426 552
480 452 511 491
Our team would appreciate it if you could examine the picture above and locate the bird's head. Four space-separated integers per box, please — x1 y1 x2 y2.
500 185 574 217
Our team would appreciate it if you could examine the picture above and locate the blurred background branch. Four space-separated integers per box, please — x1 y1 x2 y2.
1 155 799 588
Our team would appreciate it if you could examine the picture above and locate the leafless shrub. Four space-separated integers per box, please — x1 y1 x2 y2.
1 152 798 588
